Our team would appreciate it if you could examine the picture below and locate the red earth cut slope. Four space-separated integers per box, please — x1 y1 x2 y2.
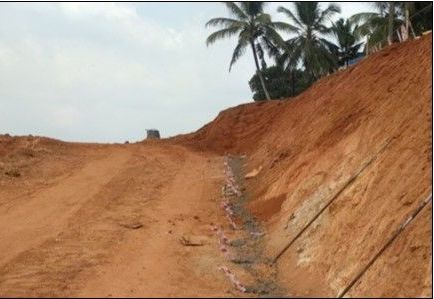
177 34 432 297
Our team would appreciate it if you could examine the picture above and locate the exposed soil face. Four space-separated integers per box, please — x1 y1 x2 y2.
177 34 433 297
0 34 432 297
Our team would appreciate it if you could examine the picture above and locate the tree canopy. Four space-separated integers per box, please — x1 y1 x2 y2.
205 2 433 101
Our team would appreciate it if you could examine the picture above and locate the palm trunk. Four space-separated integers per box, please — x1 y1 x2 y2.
387 2 395 45
404 3 416 39
405 4 410 38
345 45 349 68
250 40 271 101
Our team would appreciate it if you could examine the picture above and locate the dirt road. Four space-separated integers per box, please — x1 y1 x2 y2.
0 141 240 297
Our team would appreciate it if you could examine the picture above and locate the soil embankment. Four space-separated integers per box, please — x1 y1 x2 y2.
0 34 431 297
177 34 432 297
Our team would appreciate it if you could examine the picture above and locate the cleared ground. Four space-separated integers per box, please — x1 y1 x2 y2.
0 140 238 297
0 34 432 297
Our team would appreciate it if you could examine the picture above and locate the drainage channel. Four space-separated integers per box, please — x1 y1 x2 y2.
214 155 286 297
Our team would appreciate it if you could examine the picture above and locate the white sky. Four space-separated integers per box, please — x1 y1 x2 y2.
0 2 374 143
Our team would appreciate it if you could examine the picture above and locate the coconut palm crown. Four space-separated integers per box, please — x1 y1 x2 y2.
350 2 404 53
331 18 364 67
276 2 341 82
205 2 292 100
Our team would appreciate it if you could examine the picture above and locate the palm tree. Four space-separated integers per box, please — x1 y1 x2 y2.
387 2 396 44
205 2 290 100
350 2 403 53
330 18 364 68
276 2 341 83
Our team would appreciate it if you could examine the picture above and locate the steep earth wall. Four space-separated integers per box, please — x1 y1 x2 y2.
177 34 432 297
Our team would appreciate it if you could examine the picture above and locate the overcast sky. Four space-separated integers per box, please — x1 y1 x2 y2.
0 2 373 143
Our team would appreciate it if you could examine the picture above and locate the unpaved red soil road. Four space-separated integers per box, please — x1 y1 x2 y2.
0 141 244 297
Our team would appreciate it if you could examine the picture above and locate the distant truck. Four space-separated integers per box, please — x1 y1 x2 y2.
146 129 160 139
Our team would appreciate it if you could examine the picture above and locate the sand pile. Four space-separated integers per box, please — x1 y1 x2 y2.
177 34 432 297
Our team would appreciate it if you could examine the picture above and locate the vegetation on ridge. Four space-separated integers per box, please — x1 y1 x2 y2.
206 1 433 101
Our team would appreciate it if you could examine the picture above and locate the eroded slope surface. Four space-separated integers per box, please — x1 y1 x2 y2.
178 34 432 297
